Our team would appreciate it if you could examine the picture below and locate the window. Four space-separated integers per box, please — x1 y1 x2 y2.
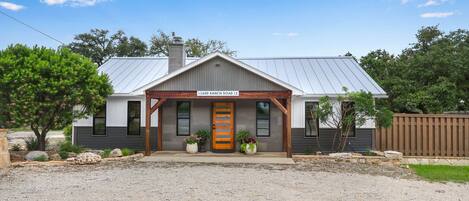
341 102 356 137
93 104 106 136
305 102 319 137
127 101 141 136
256 101 270 137
177 101 190 136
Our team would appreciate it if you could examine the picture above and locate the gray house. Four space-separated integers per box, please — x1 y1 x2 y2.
72 37 386 157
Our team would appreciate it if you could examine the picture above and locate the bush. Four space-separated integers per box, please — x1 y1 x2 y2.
63 125 72 143
11 144 21 151
33 155 48 162
121 148 135 156
58 151 69 159
236 130 251 144
59 141 83 154
25 137 38 151
100 148 112 158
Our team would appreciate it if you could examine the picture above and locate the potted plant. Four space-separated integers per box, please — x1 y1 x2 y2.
195 129 210 152
235 130 250 153
244 137 257 155
185 135 198 154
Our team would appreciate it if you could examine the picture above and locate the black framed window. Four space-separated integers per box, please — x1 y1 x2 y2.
93 104 106 136
127 101 141 136
305 102 319 137
256 101 270 137
177 101 190 136
341 102 356 137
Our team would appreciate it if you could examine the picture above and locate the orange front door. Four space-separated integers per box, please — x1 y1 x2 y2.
212 102 235 151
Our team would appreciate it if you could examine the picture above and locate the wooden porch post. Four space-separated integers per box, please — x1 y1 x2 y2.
157 107 163 151
145 95 151 156
286 93 292 158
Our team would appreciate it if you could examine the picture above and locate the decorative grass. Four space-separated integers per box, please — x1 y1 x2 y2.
409 165 469 183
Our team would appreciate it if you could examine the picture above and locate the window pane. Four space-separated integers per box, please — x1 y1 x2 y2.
177 119 190 135
305 102 318 137
177 102 190 118
95 105 106 118
128 101 141 135
93 118 106 135
256 102 270 136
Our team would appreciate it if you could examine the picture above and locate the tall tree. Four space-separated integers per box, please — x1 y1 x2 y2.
68 29 147 65
361 26 469 113
0 44 113 150
149 31 236 57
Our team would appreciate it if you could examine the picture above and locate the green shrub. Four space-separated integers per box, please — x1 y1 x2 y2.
236 130 251 144
11 144 21 151
59 141 83 154
100 149 112 158
121 148 135 156
63 125 72 143
33 155 48 162
58 151 69 159
25 137 39 151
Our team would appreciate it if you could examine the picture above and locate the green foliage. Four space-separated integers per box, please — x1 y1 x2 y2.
185 135 198 144
235 130 251 144
11 144 21 151
100 148 112 158
25 137 39 151
149 30 236 57
121 148 135 156
240 143 247 153
360 26 469 113
410 165 469 183
63 125 72 143
0 44 113 150
33 155 48 162
195 129 211 146
59 141 83 154
58 150 69 159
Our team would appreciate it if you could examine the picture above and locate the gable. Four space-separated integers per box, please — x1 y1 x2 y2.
149 56 288 91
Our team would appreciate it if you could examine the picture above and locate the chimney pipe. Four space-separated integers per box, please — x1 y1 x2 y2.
168 33 186 73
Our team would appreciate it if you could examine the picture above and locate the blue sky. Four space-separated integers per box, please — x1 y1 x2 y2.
0 0 467 58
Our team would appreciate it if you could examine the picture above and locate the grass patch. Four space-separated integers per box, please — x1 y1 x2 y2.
121 148 135 156
100 149 112 158
59 141 83 154
33 155 48 162
410 165 469 183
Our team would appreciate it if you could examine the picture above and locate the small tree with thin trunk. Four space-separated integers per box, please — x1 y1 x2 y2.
0 44 113 150
315 87 393 152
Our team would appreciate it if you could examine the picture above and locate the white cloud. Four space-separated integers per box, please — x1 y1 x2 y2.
41 0 107 7
420 11 454 18
418 0 448 7
272 32 300 37
0 1 25 11
401 0 411 5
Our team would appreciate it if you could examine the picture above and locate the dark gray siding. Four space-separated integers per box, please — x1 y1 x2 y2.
74 127 158 150
292 128 373 154
151 57 287 91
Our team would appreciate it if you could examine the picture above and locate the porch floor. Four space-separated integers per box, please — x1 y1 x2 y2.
139 151 295 164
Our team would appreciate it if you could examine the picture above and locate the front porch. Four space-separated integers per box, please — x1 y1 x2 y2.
141 151 295 164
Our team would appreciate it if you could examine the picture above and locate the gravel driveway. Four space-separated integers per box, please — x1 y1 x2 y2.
1 161 468 201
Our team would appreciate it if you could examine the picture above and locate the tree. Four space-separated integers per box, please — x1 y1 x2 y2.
149 30 236 57
68 29 147 65
315 88 392 152
360 26 469 113
0 44 113 150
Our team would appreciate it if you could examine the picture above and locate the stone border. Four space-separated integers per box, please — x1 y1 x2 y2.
402 156 469 166
9 153 144 167
293 155 401 166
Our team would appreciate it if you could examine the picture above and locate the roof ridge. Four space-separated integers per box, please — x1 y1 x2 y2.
110 56 354 60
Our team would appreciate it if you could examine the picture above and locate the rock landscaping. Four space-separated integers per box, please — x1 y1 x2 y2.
73 152 102 165
110 148 123 157
24 151 49 161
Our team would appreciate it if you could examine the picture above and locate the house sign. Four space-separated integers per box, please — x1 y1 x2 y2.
196 91 240 97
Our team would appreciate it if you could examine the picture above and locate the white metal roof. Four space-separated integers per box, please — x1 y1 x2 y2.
99 54 386 97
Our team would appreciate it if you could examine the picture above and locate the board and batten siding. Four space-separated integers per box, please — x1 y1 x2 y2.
150 57 287 91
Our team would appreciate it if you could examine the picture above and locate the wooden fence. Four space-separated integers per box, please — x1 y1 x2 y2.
374 113 469 157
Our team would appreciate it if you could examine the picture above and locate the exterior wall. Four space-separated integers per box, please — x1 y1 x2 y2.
151 57 287 91
74 127 157 150
160 99 283 152
292 128 373 154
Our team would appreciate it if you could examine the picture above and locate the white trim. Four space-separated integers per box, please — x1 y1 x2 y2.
301 93 388 98
130 52 303 95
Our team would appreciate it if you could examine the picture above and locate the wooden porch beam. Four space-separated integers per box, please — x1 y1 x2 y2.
270 97 287 115
157 107 163 151
286 93 292 158
144 95 151 156
146 91 290 99
150 98 166 114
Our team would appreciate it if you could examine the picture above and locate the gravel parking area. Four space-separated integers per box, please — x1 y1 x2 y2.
1 161 468 201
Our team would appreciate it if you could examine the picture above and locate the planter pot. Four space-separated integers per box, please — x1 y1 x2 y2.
245 144 257 155
186 143 198 154
198 143 207 152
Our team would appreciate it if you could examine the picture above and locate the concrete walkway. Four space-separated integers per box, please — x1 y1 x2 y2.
139 151 295 164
